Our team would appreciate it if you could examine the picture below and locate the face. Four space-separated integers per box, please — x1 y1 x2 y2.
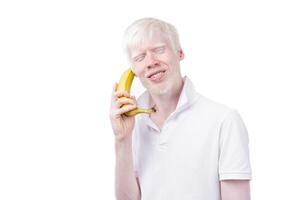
130 33 184 96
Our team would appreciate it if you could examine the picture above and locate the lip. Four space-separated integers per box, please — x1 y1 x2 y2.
147 70 166 82
146 69 166 79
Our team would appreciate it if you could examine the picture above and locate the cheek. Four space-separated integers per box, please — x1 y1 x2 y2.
161 51 178 64
131 65 144 77
163 56 178 68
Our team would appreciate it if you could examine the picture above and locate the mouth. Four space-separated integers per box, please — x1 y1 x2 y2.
146 70 166 82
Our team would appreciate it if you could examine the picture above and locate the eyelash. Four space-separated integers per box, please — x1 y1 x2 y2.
134 47 165 62
135 55 145 62
154 47 165 53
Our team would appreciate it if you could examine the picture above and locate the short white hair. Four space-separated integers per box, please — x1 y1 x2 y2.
122 17 181 60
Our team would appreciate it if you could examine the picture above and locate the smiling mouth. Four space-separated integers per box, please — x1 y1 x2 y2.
147 70 166 79
146 70 166 82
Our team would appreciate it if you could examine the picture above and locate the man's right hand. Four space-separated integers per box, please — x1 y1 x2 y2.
109 83 137 141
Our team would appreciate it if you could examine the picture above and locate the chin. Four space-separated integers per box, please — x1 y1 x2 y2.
147 81 172 96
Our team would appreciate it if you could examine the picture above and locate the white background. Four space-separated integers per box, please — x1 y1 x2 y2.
1 0 299 199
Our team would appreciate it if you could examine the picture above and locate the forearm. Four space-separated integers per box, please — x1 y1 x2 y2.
220 180 250 200
115 136 141 200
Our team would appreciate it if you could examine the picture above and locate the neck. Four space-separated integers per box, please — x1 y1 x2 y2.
149 77 184 119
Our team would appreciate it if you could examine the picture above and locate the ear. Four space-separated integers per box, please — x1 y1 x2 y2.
178 49 184 60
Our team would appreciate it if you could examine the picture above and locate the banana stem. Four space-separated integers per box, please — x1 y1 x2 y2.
125 107 155 117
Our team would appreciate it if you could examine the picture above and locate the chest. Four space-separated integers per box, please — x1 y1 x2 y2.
149 111 169 130
135 118 221 199
136 112 221 175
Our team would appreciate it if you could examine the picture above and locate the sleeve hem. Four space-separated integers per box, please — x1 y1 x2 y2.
219 172 252 181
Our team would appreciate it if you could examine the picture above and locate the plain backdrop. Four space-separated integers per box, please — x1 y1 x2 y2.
1 0 299 199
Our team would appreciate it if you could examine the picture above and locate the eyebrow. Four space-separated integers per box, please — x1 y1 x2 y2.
131 50 145 60
132 53 145 61
151 44 166 50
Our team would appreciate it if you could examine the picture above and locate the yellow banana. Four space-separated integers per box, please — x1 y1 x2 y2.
116 68 154 117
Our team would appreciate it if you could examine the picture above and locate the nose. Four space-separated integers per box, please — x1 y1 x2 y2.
145 52 159 69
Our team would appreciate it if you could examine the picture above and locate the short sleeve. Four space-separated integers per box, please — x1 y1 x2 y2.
218 110 252 181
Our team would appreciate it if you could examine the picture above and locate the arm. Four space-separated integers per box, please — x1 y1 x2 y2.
220 180 250 200
110 83 141 200
115 137 141 200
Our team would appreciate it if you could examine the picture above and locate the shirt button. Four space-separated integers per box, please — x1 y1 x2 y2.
159 141 168 147
160 141 167 145
158 143 168 151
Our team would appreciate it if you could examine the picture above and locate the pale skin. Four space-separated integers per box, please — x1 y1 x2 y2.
110 33 250 200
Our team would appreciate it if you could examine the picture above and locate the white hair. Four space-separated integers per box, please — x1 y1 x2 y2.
122 17 181 61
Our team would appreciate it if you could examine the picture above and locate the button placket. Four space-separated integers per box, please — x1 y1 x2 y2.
157 122 172 149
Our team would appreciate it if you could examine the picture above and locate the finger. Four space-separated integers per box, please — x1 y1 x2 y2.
114 90 130 99
115 104 137 116
115 97 135 108
113 82 117 92
111 82 118 100
130 95 137 103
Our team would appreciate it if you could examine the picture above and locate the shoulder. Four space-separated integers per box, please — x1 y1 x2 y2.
193 94 238 122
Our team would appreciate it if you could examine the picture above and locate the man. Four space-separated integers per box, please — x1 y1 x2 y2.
110 18 252 200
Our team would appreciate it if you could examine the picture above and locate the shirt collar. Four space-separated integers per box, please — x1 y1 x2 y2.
137 76 200 117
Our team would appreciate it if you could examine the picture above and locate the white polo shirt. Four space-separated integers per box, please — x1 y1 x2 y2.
132 76 252 200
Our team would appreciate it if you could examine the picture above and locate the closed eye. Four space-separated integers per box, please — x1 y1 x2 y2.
153 46 165 54
134 54 146 62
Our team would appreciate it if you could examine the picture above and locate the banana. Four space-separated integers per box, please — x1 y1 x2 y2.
116 68 154 117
